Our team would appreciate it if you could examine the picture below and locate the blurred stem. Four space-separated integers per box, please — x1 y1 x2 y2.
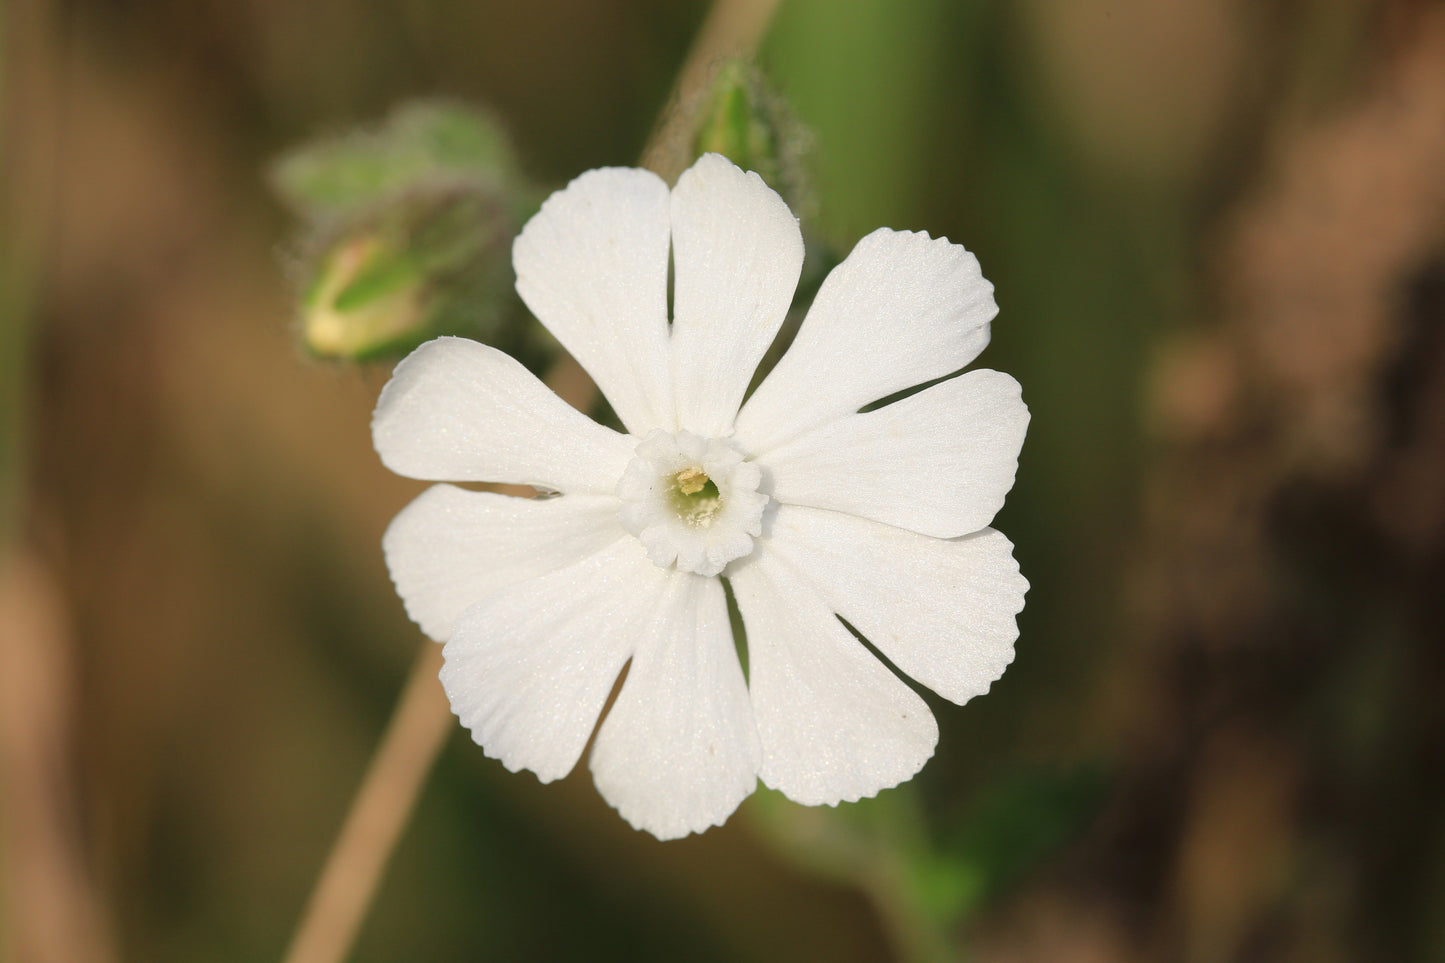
1 2 120 960
640 0 784 183
281 2 781 961
0 0 52 542
280 643 450 963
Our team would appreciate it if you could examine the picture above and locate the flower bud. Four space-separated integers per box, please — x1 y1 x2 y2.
302 232 425 360
693 62 814 218
273 101 538 362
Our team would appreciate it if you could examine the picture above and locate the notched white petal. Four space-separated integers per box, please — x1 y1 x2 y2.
736 228 998 454
589 574 760 840
764 505 1027 705
757 369 1029 538
729 552 938 806
439 538 662 783
670 153 804 438
513 167 675 434
381 155 1029 836
372 336 633 493
382 485 623 642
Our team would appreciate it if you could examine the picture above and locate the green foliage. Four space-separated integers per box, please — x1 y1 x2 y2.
941 763 1109 911
748 762 1108 962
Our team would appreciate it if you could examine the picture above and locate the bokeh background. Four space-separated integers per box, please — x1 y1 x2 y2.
4 0 1445 960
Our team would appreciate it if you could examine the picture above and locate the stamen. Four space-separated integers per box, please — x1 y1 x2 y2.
616 429 770 576
675 468 709 495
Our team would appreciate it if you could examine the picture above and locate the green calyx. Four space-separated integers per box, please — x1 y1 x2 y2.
275 100 541 363
692 61 813 215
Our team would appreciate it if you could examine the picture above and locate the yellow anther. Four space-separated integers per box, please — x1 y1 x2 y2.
675 468 709 496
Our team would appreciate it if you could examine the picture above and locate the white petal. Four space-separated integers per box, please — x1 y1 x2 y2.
513 167 674 434
757 369 1028 538
439 537 661 783
735 229 998 453
669 154 803 437
589 574 760 840
372 337 634 493
763 505 1027 705
728 551 937 806
383 485 624 642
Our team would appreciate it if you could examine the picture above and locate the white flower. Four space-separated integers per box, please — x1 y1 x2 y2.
372 153 1029 840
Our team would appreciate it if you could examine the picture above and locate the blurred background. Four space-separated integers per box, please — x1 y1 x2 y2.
3 0 1445 960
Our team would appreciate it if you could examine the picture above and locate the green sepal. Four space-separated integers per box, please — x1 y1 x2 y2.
271 101 522 221
274 99 549 365
692 61 814 216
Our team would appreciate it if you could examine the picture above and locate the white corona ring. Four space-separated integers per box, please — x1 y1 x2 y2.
617 429 769 577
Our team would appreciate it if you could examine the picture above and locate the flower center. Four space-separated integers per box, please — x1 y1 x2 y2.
617 429 769 577
669 469 721 524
